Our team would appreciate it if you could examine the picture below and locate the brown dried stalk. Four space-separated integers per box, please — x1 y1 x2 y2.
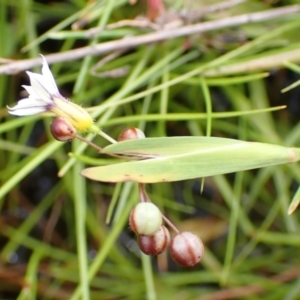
0 5 299 75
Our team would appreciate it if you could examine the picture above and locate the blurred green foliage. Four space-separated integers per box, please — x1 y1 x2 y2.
1 0 300 299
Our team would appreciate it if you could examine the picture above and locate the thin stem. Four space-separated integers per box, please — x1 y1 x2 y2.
75 134 102 152
138 183 150 202
141 253 157 300
73 148 90 300
98 129 117 144
89 124 117 144
161 215 180 235
75 134 129 159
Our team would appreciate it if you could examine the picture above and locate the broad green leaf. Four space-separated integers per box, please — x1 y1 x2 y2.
81 137 300 183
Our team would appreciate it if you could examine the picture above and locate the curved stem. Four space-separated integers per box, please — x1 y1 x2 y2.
161 214 180 234
75 134 102 152
138 183 150 202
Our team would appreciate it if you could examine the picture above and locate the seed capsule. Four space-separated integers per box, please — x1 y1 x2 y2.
138 226 170 255
117 127 145 141
129 202 162 236
50 117 77 141
169 232 204 267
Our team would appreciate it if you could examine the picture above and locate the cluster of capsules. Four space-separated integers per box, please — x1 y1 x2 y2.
50 118 204 267
129 190 204 267
119 128 204 267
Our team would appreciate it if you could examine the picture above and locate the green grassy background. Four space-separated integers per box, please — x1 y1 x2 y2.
1 0 300 299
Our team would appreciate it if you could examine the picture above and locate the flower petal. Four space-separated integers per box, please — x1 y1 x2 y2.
26 71 54 104
7 99 48 116
22 85 40 100
8 106 47 116
40 55 59 95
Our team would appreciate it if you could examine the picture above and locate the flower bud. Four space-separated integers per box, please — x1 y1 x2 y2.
129 202 162 236
117 127 145 141
51 97 94 132
50 117 77 142
169 232 204 267
138 226 170 255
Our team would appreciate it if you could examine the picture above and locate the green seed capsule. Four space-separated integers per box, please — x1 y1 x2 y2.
129 202 162 236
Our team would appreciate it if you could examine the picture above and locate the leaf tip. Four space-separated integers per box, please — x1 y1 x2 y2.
288 202 298 215
81 168 88 177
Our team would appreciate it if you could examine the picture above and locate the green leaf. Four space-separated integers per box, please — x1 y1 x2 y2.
288 185 300 215
81 137 300 183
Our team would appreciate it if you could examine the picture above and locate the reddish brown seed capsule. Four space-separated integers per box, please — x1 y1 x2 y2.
50 117 76 142
169 232 204 267
117 127 145 142
137 226 170 256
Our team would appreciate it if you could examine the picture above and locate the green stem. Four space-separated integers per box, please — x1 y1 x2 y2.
73 146 90 300
141 253 156 300
89 124 117 144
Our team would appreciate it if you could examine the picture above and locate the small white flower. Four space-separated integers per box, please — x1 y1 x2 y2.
7 55 94 132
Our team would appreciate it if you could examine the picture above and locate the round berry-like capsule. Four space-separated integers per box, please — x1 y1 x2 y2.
117 127 145 141
169 232 204 267
138 226 170 255
50 117 76 142
129 202 162 236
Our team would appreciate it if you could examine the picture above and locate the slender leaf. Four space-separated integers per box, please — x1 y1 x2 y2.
81 137 300 183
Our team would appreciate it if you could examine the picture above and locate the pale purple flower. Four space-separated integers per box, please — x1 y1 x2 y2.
8 55 94 132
